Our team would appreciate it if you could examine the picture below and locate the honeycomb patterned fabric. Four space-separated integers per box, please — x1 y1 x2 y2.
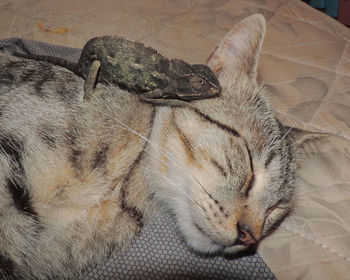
77 212 275 280
0 38 276 280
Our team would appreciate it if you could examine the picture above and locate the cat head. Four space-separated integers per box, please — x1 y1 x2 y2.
148 14 313 255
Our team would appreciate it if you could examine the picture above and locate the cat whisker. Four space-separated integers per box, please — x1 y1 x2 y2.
139 161 207 213
265 98 321 151
108 120 212 212
192 176 213 199
138 147 213 212
111 118 216 201
276 103 321 110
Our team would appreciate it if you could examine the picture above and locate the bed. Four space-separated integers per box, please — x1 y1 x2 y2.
1 0 349 279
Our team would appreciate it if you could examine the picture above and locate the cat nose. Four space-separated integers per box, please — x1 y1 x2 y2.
237 223 257 245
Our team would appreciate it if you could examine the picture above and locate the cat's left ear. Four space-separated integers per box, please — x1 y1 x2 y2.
206 14 266 82
286 127 329 155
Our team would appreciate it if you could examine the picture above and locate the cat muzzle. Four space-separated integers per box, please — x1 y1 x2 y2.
236 222 257 246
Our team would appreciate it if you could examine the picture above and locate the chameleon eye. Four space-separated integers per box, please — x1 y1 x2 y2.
190 75 208 91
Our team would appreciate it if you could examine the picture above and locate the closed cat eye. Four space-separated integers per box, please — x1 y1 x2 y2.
190 75 208 90
266 200 290 216
262 201 291 235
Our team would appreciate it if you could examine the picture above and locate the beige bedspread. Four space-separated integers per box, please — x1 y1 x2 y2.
1 0 349 279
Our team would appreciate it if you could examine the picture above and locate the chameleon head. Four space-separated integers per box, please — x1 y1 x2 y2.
190 64 221 98
169 59 221 101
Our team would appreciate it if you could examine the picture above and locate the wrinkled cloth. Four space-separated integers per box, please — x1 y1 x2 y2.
0 0 350 279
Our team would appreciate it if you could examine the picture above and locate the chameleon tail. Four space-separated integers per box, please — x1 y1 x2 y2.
13 52 78 74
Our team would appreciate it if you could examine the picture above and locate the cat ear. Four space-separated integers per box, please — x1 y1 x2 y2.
206 14 266 81
286 127 329 155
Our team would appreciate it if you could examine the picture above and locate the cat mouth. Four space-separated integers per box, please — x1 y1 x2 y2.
193 222 215 241
192 222 246 253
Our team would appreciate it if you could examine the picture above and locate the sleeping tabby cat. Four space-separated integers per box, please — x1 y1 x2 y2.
0 14 313 279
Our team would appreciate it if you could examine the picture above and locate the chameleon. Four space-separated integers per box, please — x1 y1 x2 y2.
14 36 221 102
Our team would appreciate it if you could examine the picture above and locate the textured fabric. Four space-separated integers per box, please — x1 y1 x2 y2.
0 37 276 280
1 1 350 279
78 212 274 280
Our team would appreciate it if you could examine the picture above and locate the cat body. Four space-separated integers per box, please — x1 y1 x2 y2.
0 15 303 279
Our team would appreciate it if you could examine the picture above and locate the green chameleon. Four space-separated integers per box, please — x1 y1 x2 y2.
15 36 221 102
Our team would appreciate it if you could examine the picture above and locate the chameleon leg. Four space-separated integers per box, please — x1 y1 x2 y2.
141 89 165 99
141 97 197 108
84 60 101 101
141 89 198 107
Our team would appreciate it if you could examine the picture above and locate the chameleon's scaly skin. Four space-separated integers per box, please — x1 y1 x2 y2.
14 36 221 102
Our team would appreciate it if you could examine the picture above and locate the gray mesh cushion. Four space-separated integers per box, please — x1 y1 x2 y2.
77 212 275 280
0 38 276 280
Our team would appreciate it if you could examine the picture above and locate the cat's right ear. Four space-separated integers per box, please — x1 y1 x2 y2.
206 14 266 82
286 126 329 155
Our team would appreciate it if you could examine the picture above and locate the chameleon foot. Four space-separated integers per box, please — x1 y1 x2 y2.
84 60 101 101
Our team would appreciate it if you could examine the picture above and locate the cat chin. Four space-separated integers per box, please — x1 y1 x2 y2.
182 222 222 254
174 206 246 255
181 221 247 255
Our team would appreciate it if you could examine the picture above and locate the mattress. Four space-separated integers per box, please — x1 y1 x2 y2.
1 0 349 279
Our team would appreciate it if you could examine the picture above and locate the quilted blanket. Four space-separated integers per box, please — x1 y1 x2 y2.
1 0 349 279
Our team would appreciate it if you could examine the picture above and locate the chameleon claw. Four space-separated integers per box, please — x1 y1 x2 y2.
84 60 101 101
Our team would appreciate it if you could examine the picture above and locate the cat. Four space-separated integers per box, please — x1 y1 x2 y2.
0 14 314 279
